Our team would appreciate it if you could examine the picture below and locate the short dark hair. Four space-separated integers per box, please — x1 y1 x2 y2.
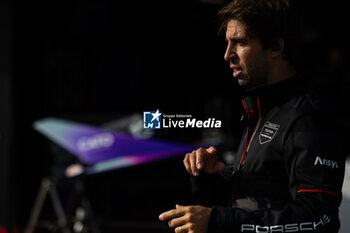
218 0 303 68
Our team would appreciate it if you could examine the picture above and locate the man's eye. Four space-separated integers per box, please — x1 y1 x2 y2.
231 39 244 46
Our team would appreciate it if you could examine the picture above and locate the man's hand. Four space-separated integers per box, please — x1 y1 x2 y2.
159 205 211 233
183 146 225 176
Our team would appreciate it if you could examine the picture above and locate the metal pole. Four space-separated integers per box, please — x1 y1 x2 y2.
24 178 51 233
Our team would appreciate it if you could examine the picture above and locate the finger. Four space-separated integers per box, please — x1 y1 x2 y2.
206 146 217 154
190 151 198 176
176 204 183 209
168 215 187 228
175 223 190 233
175 225 185 233
196 147 206 170
159 208 185 221
183 153 192 174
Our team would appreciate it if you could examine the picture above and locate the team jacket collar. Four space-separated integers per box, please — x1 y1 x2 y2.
242 73 301 113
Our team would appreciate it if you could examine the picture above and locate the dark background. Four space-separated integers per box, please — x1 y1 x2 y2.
1 0 350 232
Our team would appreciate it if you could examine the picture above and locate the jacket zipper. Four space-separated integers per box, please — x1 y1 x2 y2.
232 97 261 207
239 97 261 168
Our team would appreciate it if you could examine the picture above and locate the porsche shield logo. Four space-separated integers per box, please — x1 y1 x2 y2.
259 122 280 144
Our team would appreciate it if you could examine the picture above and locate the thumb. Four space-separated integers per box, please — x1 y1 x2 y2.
176 204 183 209
206 146 217 154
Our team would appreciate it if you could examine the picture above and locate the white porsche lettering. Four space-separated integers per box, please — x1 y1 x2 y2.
299 222 313 231
270 225 284 232
284 224 298 232
241 224 254 231
240 215 331 232
256 225 269 232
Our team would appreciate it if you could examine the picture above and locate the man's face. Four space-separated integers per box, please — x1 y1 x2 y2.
224 20 269 88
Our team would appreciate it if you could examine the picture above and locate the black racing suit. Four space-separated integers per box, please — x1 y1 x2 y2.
191 75 346 233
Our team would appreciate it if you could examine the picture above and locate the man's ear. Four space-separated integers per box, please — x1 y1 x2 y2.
270 38 284 58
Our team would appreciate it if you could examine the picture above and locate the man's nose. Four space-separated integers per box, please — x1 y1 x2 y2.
224 45 237 62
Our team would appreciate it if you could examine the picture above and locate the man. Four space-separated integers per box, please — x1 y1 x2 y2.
159 0 346 232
